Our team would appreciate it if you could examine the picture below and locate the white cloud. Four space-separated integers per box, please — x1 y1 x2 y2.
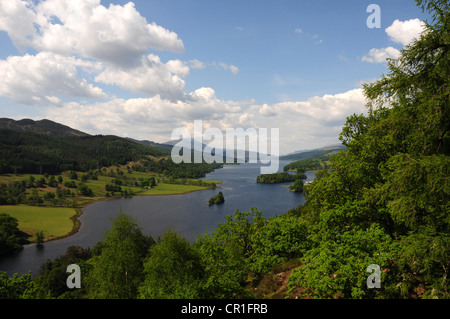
0 52 106 105
95 54 189 100
386 18 426 46
44 88 366 154
362 47 401 63
294 28 303 34
44 87 248 140
362 18 426 64
0 0 37 51
254 89 366 122
1 1 369 154
218 62 239 75
188 59 206 70
0 0 193 102
0 0 184 66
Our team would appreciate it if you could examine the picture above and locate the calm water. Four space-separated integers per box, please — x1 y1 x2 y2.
0 161 314 276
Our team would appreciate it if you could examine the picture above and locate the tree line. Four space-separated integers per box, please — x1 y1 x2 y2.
256 172 306 184
0 130 165 175
0 209 310 299
283 159 331 173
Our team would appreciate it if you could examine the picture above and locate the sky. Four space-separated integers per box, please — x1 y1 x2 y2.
0 0 430 155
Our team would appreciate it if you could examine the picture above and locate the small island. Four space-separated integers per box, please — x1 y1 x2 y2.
289 178 304 193
208 191 225 206
256 172 306 184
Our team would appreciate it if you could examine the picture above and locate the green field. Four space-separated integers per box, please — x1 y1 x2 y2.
0 165 222 243
139 182 217 196
0 205 77 242
0 169 221 242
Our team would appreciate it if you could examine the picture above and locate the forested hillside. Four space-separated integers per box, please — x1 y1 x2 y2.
286 0 449 298
0 127 165 175
280 145 346 161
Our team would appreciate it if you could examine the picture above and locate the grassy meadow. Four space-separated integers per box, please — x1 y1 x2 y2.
0 165 221 242
0 205 77 242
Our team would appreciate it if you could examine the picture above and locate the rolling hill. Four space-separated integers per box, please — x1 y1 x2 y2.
0 118 167 175
0 118 89 137
280 144 346 161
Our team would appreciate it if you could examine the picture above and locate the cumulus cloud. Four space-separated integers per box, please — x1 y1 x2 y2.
95 54 189 100
0 0 37 51
0 0 192 102
0 52 106 105
44 88 366 154
386 18 426 46
361 47 401 63
1 0 369 154
362 18 426 64
0 0 184 65
44 87 249 140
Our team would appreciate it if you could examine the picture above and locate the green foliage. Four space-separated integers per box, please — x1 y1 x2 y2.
77 184 93 197
0 271 38 299
69 171 78 180
195 208 266 298
286 0 450 298
0 213 28 255
139 177 156 188
105 183 122 193
136 158 223 180
288 224 395 299
34 245 92 299
284 159 331 172
0 181 26 205
139 230 205 299
251 214 310 275
63 180 77 188
388 231 450 298
289 178 304 193
35 230 45 244
208 191 225 206
256 172 300 184
85 212 151 299
280 145 346 162
0 129 165 175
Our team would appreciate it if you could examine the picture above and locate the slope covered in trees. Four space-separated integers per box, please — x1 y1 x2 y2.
286 0 450 298
0 119 222 179
256 172 300 184
0 128 165 174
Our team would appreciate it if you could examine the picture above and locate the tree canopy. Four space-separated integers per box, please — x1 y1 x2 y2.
288 0 449 298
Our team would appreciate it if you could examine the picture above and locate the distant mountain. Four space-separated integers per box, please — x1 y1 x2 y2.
163 138 270 163
280 144 346 161
126 138 172 154
0 118 89 137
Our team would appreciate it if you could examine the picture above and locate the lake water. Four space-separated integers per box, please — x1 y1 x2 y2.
0 161 314 276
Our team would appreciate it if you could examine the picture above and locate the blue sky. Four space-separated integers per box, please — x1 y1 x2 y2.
129 0 426 102
0 0 429 154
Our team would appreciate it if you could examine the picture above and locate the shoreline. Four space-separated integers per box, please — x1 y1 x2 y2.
35 181 223 244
